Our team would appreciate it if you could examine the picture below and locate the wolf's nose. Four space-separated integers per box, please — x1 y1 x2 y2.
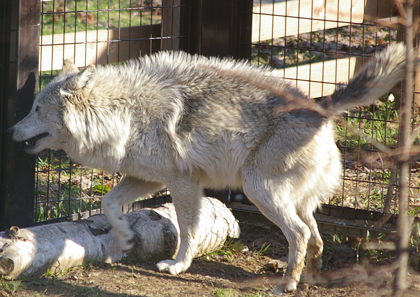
7 127 14 135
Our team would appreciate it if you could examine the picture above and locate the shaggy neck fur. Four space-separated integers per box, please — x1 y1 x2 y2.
63 98 131 173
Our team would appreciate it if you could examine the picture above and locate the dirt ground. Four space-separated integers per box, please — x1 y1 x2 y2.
1 220 420 297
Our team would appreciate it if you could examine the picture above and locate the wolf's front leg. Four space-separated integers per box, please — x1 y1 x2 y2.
156 176 202 275
103 176 164 251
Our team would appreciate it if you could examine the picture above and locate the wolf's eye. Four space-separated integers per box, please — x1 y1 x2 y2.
35 106 40 112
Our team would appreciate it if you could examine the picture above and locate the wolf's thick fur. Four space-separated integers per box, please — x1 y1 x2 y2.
9 44 410 294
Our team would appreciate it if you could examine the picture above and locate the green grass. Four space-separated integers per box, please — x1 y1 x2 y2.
214 288 239 297
35 197 103 222
257 242 270 257
242 289 274 297
214 288 274 297
205 239 246 263
0 279 25 294
336 99 399 149
39 69 61 90
35 151 118 222
41 0 161 36
328 99 401 211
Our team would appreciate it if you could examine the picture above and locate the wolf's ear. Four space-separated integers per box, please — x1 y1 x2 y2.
62 59 79 75
61 65 97 101
73 65 96 91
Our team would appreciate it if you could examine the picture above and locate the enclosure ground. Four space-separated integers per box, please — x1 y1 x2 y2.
1 221 420 297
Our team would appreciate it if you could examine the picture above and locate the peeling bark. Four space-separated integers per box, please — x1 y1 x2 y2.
0 197 239 279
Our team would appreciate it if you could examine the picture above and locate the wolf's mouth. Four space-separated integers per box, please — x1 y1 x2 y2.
23 133 49 150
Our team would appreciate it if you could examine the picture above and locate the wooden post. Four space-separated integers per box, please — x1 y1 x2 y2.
161 0 181 51
393 1 415 295
0 0 40 229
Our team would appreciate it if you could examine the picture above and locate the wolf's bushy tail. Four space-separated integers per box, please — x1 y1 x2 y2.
326 43 417 114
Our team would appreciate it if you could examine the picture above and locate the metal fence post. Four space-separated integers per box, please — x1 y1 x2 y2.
0 0 40 229
183 0 252 59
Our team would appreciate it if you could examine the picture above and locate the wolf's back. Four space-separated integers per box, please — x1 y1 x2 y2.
326 43 415 115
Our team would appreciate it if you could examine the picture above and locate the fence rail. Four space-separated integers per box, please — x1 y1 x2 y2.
39 24 161 71
252 0 395 42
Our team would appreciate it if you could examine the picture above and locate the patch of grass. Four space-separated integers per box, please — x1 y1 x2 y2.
92 184 111 195
332 233 344 244
0 279 25 294
322 233 341 253
336 100 399 149
205 239 246 263
36 202 46 223
83 257 99 270
214 288 239 297
223 238 247 253
257 242 270 257
205 248 234 263
355 231 396 265
34 150 122 222
243 289 274 297
214 288 273 297
41 0 162 36
35 192 103 222
39 69 61 90
44 264 74 279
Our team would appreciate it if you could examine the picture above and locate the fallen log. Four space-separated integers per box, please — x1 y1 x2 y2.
0 197 240 279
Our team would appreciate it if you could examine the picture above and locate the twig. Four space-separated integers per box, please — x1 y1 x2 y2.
393 0 416 295
362 241 396 251
394 0 407 20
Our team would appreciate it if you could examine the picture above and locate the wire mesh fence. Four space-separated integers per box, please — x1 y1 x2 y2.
35 0 180 223
31 0 420 224
251 0 420 216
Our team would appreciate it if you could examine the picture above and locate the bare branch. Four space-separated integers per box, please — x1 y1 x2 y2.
394 0 408 20
362 241 396 251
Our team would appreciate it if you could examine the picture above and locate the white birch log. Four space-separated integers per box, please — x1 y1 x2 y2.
0 197 239 280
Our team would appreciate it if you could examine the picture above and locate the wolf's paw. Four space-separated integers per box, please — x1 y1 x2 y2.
273 279 297 296
306 254 322 277
156 259 176 272
117 233 135 252
156 259 188 275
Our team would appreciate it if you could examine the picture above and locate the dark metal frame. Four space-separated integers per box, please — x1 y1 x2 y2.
1 0 40 229
185 0 252 58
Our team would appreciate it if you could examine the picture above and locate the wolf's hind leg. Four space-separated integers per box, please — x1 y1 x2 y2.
103 176 164 251
242 172 310 294
298 208 323 279
157 176 201 275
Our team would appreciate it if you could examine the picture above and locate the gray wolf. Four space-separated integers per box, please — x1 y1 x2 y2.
8 44 410 294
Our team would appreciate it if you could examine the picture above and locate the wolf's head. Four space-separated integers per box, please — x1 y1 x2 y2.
8 60 97 154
